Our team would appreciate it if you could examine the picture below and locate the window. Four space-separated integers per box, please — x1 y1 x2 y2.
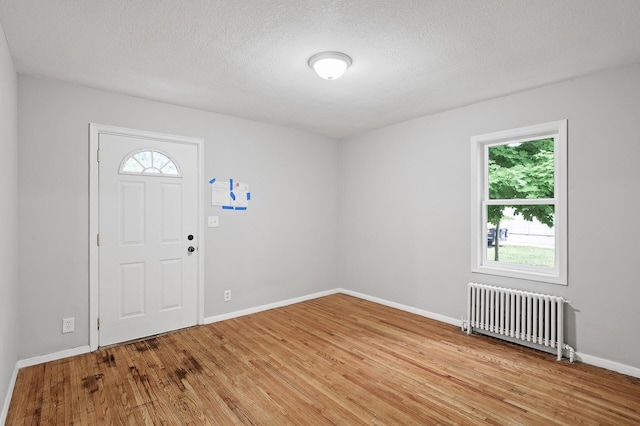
471 120 567 284
119 150 181 177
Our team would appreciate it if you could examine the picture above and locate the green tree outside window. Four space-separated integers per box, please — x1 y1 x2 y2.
487 138 555 263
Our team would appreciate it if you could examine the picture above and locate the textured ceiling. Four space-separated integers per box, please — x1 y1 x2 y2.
0 1 639 138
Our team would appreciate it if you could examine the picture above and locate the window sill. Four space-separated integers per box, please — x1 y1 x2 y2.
472 264 567 285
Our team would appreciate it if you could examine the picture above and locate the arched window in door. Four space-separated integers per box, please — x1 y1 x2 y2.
119 149 181 177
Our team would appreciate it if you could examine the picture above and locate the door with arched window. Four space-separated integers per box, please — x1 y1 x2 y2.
97 130 200 347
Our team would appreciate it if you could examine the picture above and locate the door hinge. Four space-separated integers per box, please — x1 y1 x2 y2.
97 318 100 330
96 149 100 162
97 234 100 246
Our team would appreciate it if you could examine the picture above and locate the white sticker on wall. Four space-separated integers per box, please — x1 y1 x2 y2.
211 180 230 206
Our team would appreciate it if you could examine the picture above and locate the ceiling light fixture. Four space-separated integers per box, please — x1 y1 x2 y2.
308 51 352 80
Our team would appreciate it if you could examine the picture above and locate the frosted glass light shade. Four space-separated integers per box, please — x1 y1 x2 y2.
308 52 352 80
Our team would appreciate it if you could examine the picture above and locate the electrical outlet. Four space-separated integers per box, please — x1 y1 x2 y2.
62 317 75 334
224 289 231 302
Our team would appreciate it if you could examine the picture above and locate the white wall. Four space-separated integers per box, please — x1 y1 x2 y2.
339 64 640 370
14 60 640 374
18 76 338 358
0 20 18 419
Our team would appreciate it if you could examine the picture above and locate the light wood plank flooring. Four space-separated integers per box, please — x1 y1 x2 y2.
7 294 640 424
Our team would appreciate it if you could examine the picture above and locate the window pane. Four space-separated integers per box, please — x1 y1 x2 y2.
122 157 144 173
120 150 181 177
488 138 554 200
134 151 152 168
152 152 170 169
486 205 555 268
160 162 179 176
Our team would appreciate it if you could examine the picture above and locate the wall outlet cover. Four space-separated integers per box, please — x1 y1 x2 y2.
62 317 75 334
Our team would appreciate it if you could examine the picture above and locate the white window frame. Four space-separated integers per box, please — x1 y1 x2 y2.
471 120 567 285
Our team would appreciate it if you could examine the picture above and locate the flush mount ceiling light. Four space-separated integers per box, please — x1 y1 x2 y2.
308 51 352 80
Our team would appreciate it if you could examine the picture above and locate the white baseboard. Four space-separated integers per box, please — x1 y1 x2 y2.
204 288 341 324
340 289 462 328
574 352 640 379
0 362 19 425
16 345 91 369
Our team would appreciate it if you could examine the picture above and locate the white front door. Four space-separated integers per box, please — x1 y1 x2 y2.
98 132 199 347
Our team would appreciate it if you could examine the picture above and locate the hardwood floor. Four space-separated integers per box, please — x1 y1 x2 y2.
7 294 640 425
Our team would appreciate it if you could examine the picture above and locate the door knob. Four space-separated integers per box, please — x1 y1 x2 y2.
188 234 194 241
188 246 195 253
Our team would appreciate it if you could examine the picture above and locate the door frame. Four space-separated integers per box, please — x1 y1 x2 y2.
89 123 205 351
